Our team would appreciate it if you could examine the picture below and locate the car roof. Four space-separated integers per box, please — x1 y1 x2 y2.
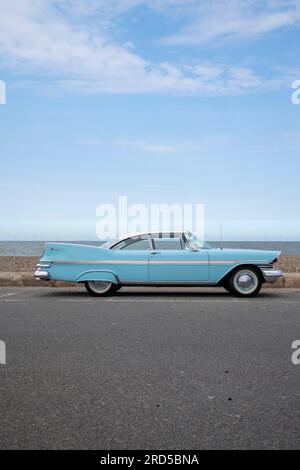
120 231 185 239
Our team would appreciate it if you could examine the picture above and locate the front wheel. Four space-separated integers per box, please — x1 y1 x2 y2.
84 281 118 296
226 267 262 297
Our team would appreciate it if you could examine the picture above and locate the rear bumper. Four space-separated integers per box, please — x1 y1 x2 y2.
262 269 283 284
34 270 50 280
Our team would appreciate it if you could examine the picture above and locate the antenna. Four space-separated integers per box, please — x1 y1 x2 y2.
220 222 223 249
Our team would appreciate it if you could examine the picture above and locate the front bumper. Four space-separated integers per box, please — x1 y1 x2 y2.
262 269 283 284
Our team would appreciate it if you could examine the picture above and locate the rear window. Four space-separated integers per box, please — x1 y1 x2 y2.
112 237 150 250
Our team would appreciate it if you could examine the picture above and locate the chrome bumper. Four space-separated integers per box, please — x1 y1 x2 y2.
34 269 50 280
262 269 283 283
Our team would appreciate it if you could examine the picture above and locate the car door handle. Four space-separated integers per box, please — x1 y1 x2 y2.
150 251 161 255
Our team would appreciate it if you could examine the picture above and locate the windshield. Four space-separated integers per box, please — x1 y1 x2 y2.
185 231 212 250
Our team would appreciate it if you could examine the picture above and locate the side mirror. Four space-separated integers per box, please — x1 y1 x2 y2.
189 243 199 251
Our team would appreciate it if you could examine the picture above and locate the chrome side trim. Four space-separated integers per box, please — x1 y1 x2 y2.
150 260 210 265
47 259 270 266
52 260 147 265
261 269 283 284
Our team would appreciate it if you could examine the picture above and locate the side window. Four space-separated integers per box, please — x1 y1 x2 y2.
113 237 150 250
152 238 183 250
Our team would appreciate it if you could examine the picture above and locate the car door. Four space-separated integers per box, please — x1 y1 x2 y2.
149 237 209 282
109 236 150 282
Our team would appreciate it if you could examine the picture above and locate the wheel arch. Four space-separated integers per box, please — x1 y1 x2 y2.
75 270 119 284
217 264 264 286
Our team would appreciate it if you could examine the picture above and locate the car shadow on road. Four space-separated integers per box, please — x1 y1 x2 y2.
38 286 279 299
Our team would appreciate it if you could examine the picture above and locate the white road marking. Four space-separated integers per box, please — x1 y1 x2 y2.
58 298 251 303
0 290 298 304
1 298 299 304
0 291 20 298
0 288 39 300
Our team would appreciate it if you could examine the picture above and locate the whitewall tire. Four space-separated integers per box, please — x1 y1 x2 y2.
84 281 118 296
226 267 262 297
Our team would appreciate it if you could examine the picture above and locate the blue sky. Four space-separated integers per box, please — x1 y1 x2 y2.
0 0 300 240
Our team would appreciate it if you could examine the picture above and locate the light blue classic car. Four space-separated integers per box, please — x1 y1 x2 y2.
34 231 283 297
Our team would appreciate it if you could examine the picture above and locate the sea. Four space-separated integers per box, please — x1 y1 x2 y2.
0 241 299 256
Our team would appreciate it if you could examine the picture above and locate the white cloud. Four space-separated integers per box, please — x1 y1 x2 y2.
120 140 180 153
0 0 292 95
161 0 300 45
81 138 209 153
82 139 180 153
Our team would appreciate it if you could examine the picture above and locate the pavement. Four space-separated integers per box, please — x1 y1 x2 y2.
0 286 299 450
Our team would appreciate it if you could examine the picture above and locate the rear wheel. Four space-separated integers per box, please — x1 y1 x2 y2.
226 267 262 297
84 281 118 296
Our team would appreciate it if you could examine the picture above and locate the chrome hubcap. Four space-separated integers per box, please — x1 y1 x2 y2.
234 271 258 294
89 281 111 293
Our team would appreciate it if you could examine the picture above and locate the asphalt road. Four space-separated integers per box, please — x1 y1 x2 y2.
0 286 299 450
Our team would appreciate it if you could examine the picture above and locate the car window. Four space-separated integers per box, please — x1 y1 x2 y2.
152 238 183 250
113 238 150 250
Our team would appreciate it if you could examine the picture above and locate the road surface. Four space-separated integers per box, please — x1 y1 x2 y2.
0 286 299 449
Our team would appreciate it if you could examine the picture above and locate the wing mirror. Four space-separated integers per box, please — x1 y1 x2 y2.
189 243 199 251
